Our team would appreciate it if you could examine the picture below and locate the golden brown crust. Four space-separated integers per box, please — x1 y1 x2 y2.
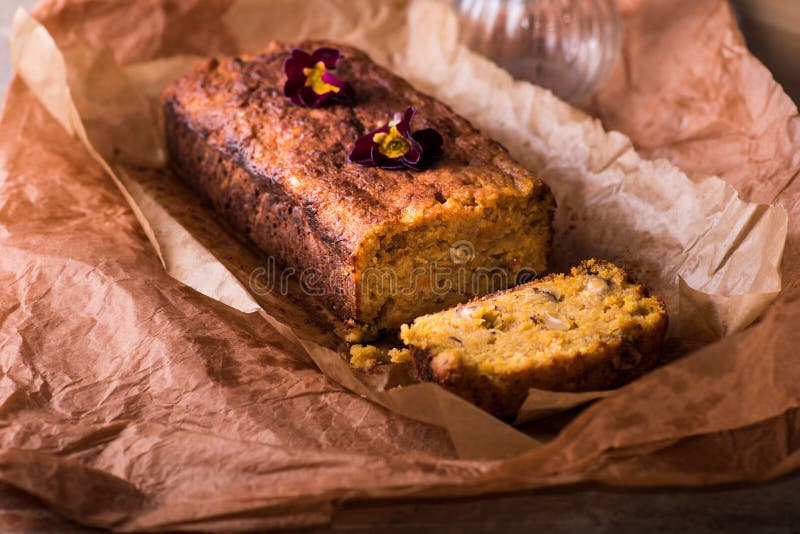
408 260 668 420
163 101 358 320
410 335 664 420
162 40 554 335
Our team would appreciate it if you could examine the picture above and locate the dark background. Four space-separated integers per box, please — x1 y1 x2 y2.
732 0 800 104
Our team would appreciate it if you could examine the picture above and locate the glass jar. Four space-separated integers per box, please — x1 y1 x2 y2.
451 0 622 103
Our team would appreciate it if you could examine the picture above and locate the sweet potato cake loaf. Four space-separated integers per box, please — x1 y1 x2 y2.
162 41 555 341
400 260 668 418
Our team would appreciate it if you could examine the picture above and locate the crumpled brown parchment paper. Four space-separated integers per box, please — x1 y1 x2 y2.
0 0 799 531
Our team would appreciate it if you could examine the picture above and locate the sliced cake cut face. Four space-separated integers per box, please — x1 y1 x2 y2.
400 259 668 419
356 192 553 336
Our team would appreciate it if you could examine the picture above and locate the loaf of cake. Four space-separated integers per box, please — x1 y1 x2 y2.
400 260 668 418
162 41 555 341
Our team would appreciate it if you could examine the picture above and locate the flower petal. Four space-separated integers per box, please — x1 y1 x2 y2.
284 50 311 79
290 49 312 63
348 135 376 165
404 129 444 170
403 138 424 165
376 154 406 170
412 128 444 157
395 106 416 136
321 72 355 104
310 47 343 69
283 50 314 104
298 86 322 107
314 92 333 107
283 77 305 102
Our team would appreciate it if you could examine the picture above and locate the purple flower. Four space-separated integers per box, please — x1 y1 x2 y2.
348 107 444 171
283 47 354 108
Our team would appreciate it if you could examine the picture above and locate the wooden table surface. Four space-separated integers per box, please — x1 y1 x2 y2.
2 1 799 532
3 476 800 533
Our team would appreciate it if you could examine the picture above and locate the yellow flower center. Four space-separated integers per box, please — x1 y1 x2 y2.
303 61 341 95
373 126 411 158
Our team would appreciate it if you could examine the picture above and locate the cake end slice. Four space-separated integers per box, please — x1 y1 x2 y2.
400 259 668 419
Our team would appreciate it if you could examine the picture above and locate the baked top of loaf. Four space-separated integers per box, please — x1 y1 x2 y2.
400 259 668 418
161 40 549 259
163 40 555 338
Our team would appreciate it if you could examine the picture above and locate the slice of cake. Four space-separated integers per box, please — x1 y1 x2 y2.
400 260 668 419
162 41 555 342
